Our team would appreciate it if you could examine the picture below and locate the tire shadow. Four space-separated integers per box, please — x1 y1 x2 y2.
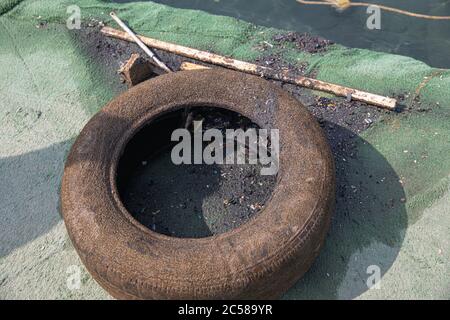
115 111 220 238
284 122 407 299
0 139 74 257
119 148 222 238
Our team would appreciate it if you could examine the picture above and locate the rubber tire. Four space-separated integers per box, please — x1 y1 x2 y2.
61 69 335 300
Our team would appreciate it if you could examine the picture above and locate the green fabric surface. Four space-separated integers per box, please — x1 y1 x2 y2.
0 0 448 299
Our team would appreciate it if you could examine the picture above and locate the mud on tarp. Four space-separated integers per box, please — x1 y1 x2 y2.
0 0 448 299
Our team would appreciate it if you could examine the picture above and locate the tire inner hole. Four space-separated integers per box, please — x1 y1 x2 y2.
117 107 277 238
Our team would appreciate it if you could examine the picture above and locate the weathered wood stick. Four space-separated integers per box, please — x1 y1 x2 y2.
109 12 172 73
180 62 396 111
179 62 209 71
101 26 397 110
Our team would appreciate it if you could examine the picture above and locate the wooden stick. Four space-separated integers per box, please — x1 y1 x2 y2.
180 62 209 71
109 12 172 73
180 62 398 110
101 26 397 110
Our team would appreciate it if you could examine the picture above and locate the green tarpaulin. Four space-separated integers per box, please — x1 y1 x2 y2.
0 0 448 299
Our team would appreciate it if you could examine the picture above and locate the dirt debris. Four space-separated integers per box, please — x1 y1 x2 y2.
273 31 333 53
255 53 309 76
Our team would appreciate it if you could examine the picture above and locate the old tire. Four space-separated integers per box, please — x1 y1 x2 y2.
61 69 335 299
